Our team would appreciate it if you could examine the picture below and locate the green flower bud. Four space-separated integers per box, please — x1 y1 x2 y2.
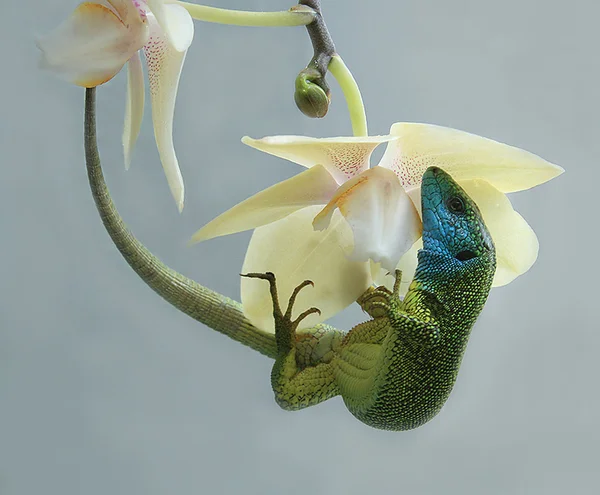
294 68 330 118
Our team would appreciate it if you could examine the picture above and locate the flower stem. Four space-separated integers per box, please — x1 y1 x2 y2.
328 55 368 137
177 2 316 27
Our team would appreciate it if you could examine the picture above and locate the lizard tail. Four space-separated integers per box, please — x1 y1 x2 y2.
84 87 278 358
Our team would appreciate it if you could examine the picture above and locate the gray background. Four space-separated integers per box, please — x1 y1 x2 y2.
1 0 598 494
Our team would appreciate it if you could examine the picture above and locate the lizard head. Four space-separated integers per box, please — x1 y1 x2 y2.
420 167 494 262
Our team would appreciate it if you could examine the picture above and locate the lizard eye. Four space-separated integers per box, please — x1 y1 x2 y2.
446 196 465 214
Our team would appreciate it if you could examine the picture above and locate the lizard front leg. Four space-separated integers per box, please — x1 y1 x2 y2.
357 269 403 319
353 270 440 349
241 272 340 411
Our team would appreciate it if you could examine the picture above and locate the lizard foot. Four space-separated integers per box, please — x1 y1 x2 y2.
357 270 403 318
241 272 321 353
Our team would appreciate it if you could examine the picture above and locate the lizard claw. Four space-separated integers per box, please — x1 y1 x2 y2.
381 269 403 297
285 279 314 320
242 271 283 316
241 272 320 353
293 306 321 327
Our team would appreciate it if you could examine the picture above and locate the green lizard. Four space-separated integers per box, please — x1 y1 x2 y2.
84 88 495 430
242 165 496 430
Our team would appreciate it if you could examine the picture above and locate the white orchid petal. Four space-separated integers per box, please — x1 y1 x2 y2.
313 168 422 271
369 260 384 286
395 239 422 295
241 206 372 332
37 2 148 87
372 239 422 297
123 51 145 169
147 1 194 52
144 14 187 211
379 123 564 193
191 165 338 243
459 180 539 286
105 0 134 20
242 135 397 184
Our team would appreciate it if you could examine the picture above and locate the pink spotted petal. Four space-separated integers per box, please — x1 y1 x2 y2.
146 0 194 52
378 123 564 193
242 135 397 185
143 13 189 210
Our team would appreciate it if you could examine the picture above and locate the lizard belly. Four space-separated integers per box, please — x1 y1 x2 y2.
335 334 464 431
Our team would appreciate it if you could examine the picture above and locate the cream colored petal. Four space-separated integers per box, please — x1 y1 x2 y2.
459 180 539 286
242 135 397 184
146 0 194 52
372 239 422 298
404 180 538 286
241 206 372 332
102 1 150 38
379 123 564 193
374 180 539 293
313 168 422 272
37 2 148 87
144 13 187 211
105 0 135 19
123 51 145 169
191 165 338 243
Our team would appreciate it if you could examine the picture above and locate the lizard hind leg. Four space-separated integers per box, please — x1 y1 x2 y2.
241 272 339 411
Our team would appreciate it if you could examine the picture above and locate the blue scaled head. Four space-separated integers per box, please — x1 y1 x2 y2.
420 167 494 262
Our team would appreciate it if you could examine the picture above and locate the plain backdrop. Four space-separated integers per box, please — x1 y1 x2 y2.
1 1 598 494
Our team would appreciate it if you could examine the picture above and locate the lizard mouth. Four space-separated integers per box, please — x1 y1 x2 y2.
455 250 477 261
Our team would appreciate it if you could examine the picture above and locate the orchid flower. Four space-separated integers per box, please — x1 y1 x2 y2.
37 0 194 211
192 123 563 332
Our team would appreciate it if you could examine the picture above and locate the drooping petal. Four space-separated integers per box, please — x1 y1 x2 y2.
241 206 372 332
143 13 189 211
313 168 422 271
37 2 148 87
191 165 338 243
372 239 422 297
146 0 194 52
242 135 397 184
123 51 145 169
378 123 564 193
459 180 539 286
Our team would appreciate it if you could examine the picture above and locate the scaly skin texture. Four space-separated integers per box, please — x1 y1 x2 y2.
245 167 496 430
84 88 495 430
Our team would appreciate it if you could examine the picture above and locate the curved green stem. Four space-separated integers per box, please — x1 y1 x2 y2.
177 2 315 27
328 55 368 136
